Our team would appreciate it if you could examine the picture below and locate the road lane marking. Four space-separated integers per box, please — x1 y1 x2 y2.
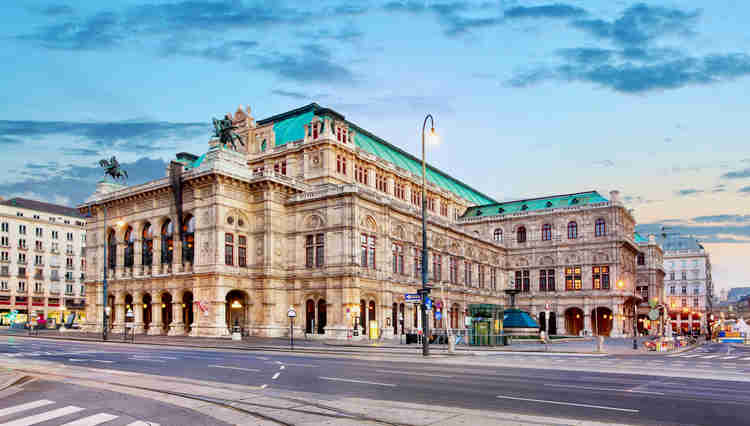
282 363 319 368
496 395 638 413
61 413 119 425
279 366 285 370
0 405 84 426
260 384 268 389
319 377 396 387
129 357 166 363
208 365 260 372
93 360 114 363
543 383 664 395
272 373 281 380
68 359 88 362
742 357 750 360
681 355 701 358
0 400 55 417
126 422 160 426
721 356 739 360
701 355 719 359
375 370 455 378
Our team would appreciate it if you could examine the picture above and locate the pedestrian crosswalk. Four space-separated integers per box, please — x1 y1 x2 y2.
0 399 158 426
667 352 750 361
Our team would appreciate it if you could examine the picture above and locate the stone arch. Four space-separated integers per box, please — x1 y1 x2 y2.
226 289 250 335
591 307 613 336
564 307 584 336
303 213 325 230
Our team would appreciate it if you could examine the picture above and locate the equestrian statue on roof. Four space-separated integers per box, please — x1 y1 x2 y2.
99 156 128 181
212 114 245 151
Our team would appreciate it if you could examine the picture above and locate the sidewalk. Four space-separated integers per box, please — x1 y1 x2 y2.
0 328 694 355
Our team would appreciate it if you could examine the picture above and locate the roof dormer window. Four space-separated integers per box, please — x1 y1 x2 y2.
521 204 528 211
545 201 553 208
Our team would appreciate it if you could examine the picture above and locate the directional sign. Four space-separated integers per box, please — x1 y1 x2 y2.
405 293 421 303
435 311 442 321
424 297 432 311
287 307 297 318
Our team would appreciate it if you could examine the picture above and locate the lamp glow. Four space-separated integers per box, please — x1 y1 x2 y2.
231 300 242 309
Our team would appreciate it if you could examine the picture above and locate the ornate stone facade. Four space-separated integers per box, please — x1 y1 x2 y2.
79 104 506 339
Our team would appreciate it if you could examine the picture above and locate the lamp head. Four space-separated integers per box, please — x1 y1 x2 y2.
116 220 125 228
425 127 440 147
616 280 624 290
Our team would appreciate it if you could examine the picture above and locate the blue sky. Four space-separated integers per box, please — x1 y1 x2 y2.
1 1 749 292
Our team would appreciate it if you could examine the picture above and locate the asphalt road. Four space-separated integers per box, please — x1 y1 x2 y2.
1 337 749 426
0 377 227 425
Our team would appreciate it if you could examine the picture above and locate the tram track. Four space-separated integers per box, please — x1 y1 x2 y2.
5 367 413 426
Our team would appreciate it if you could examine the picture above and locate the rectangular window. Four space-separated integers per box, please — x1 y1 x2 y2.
18 239 26 249
35 241 42 251
478 265 485 289
450 257 458 283
392 243 404 275
411 189 421 208
395 183 406 200
0 223 7 232
681 271 687 280
35 227 42 237
669 272 675 281
18 281 25 292
440 202 448 217
34 282 42 293
427 197 436 212
238 236 247 267
0 237 7 247
523 270 530 292
0 252 6 262
224 233 233 266
306 235 314 268
547 269 555 291
491 267 497 290
306 234 325 268
539 269 547 291
66 232 73 241
315 234 324 267
18 225 26 235
273 160 287 176
682 286 687 294
566 266 582 290
432 253 442 281
414 248 422 279
464 261 472 286
0 281 6 291
693 297 699 308
52 231 58 240
18 253 25 264
376 173 388 193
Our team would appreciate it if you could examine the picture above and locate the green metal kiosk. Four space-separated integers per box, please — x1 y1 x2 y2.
467 304 504 346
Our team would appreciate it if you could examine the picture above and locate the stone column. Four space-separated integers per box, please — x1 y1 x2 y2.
152 237 161 275
168 297 185 336
147 301 164 335
134 237 143 277
111 291 125 334
133 291 144 334
173 235 183 273
610 304 623 337
583 312 592 336
116 243 126 278
555 308 563 335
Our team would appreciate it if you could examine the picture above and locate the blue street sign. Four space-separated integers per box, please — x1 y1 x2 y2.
405 293 420 302
435 311 442 321
425 297 432 311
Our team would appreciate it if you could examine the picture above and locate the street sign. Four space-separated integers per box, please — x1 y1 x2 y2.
424 297 432 311
435 311 442 321
648 309 660 321
287 308 297 318
405 293 420 303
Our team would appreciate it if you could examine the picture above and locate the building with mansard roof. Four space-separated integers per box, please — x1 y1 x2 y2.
79 103 659 339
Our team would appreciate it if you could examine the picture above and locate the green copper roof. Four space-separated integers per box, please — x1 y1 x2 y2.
257 103 496 205
634 232 648 244
462 191 608 218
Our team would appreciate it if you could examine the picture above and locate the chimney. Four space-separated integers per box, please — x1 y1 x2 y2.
609 190 620 203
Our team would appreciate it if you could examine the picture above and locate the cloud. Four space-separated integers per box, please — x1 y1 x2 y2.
297 28 364 43
557 48 613 64
383 1 504 37
693 215 750 223
623 195 658 204
510 53 750 93
160 38 259 62
636 222 750 244
0 120 206 153
39 4 74 16
740 186 750 194
0 157 168 207
592 159 615 167
675 188 703 196
18 11 121 50
571 3 700 47
722 168 750 179
504 3 587 20
271 89 309 100
252 44 355 84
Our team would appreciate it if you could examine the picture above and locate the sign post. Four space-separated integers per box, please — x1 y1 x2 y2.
287 306 297 351
124 309 135 343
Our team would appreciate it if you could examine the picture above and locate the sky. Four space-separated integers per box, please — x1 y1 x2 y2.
0 0 748 293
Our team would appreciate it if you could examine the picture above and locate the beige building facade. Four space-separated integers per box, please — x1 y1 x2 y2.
0 198 86 327
79 104 507 339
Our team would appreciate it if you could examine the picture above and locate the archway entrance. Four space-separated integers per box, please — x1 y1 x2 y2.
225 290 248 335
538 312 546 332
124 294 133 325
591 307 613 336
305 300 315 334
392 303 398 335
548 312 557 335
360 300 366 335
142 293 152 331
317 299 326 334
368 300 376 338
565 307 584 336
182 291 194 333
399 303 405 334
161 293 172 332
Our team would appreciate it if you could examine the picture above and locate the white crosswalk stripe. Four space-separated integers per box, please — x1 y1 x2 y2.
721 356 739 360
742 357 750 360
0 405 83 426
0 400 159 426
60 413 118 426
0 401 54 417
701 355 719 359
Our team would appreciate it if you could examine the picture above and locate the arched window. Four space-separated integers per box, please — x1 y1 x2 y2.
541 224 552 241
517 226 526 243
595 218 606 237
567 221 578 239
142 223 153 266
493 228 503 242
107 229 116 269
182 214 195 264
123 226 134 267
161 220 174 264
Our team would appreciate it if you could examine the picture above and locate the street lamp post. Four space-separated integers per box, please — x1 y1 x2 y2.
101 205 109 341
420 114 437 357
